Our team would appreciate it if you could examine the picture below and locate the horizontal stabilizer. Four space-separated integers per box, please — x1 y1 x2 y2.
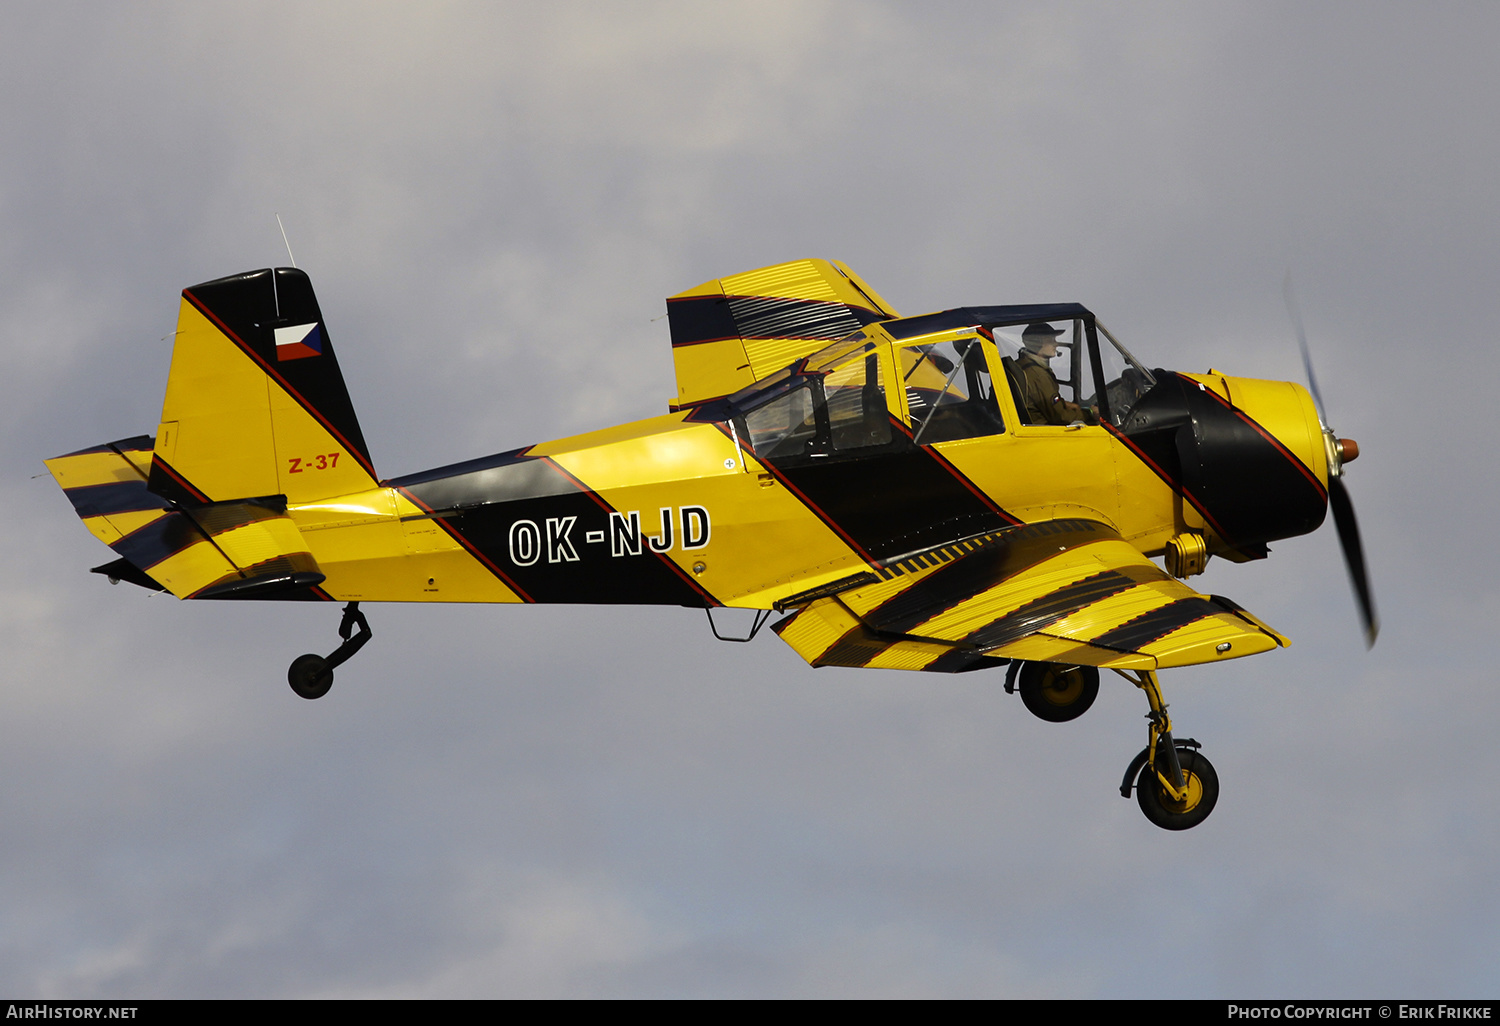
91 557 165 592
47 438 327 600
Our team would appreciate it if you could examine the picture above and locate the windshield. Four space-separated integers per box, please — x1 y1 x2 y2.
1091 320 1155 426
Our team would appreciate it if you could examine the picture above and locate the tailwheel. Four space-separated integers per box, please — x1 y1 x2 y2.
286 602 372 700
1136 743 1219 830
1017 662 1099 722
288 654 333 700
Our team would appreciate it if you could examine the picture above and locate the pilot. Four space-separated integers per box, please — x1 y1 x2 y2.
1016 322 1086 425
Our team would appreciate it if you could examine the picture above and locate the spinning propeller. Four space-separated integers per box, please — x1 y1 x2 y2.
1283 274 1378 647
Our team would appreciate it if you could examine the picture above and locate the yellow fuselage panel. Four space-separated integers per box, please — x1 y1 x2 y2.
939 429 1124 531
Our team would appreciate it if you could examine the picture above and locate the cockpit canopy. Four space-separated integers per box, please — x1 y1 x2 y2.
724 305 1155 461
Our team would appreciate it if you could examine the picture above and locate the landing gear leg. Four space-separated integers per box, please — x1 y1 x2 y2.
287 602 373 700
1116 669 1219 830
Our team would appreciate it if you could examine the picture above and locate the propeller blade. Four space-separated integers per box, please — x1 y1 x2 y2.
1283 272 1328 426
1328 476 1378 647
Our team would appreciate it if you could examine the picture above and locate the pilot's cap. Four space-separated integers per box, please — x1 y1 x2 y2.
1022 322 1065 349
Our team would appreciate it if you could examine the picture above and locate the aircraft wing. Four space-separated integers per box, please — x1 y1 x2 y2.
665 259 899 410
773 519 1288 672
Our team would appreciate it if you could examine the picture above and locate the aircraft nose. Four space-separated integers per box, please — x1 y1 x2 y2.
1338 437 1359 463
1170 373 1328 548
1217 375 1328 485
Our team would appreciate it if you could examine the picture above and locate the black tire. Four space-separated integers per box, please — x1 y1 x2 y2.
288 654 333 700
1017 662 1099 722
1136 745 1219 830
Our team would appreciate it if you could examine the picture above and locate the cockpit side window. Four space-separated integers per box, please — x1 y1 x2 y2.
991 320 1087 426
734 346 894 461
987 318 1154 426
825 352 892 451
899 334 1006 443
742 383 819 459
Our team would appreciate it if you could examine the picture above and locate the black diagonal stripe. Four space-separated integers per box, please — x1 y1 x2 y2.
190 497 290 536
64 480 172 518
963 568 1155 650
397 456 712 607
147 454 211 505
769 606 891 668
769 442 1016 564
53 435 154 461
1180 378 1326 546
863 520 1117 634
1088 597 1221 653
814 623 896 668
921 649 1011 673
667 295 741 346
112 511 208 571
667 295 884 347
1114 372 1326 551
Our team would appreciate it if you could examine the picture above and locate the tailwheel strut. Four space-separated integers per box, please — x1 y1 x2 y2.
287 602 373 700
1115 668 1219 830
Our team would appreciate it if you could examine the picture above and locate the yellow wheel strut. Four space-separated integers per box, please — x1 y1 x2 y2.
1114 668 1190 803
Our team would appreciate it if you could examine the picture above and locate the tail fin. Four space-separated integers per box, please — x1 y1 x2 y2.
149 268 378 505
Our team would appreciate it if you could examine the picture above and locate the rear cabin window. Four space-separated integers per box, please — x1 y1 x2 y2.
735 351 892 459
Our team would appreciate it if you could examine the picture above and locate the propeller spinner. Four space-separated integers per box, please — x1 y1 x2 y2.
1283 274 1378 646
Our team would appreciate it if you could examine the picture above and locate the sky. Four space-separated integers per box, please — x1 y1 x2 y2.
2 1 1497 998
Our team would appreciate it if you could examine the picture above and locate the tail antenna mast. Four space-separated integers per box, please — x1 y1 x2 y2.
275 213 298 268
272 213 298 319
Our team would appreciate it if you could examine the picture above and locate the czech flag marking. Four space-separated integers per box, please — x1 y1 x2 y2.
274 322 323 361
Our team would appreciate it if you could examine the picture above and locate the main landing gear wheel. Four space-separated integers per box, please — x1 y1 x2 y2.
288 654 333 700
285 602 372 700
1136 744 1219 831
1018 662 1100 722
1115 668 1219 830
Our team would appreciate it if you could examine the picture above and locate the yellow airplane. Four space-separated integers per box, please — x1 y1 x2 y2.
45 259 1375 830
